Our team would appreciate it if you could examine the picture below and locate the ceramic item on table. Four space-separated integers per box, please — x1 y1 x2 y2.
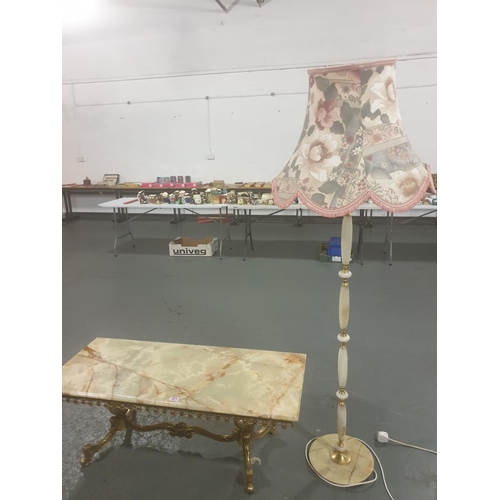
138 190 147 204
261 193 274 205
237 192 251 205
421 193 433 205
227 190 237 204
249 192 261 205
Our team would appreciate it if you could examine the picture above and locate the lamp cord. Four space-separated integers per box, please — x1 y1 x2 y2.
387 437 437 455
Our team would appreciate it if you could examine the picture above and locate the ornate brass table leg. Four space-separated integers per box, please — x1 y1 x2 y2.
252 421 276 440
235 418 255 494
124 409 137 446
72 398 282 494
80 407 127 467
234 419 276 494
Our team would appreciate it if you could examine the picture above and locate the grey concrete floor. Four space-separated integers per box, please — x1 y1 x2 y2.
62 215 436 500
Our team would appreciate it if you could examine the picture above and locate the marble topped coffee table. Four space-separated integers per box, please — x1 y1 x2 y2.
62 338 307 494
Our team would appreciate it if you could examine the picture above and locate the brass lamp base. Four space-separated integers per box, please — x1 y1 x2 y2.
308 434 374 485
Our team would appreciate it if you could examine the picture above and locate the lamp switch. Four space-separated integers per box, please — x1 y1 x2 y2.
207 154 215 160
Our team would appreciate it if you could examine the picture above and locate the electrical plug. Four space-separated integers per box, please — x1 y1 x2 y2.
377 431 389 443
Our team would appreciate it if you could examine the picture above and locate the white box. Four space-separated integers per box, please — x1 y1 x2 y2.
169 237 218 257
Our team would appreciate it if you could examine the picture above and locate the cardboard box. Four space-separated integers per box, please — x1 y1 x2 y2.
169 237 218 257
185 182 202 188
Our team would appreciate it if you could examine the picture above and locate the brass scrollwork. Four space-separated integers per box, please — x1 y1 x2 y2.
64 396 289 494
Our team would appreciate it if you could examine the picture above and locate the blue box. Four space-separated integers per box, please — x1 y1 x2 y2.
327 237 341 257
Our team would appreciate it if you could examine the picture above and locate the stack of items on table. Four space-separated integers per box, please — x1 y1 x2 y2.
135 179 294 206
136 188 278 205
137 189 206 205
139 176 202 188
205 188 277 205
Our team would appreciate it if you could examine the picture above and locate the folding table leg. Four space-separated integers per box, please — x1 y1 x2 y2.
62 191 70 219
389 212 394 265
219 208 224 260
359 226 365 265
243 210 249 261
225 207 232 246
125 209 136 248
243 209 254 261
294 208 303 227
357 210 363 253
218 206 233 260
67 191 74 216
357 210 364 265
170 208 185 224
62 190 80 221
113 208 119 256
248 210 254 250
113 208 136 256
383 211 390 254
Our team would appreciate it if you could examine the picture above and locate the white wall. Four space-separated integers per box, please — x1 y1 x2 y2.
62 0 436 212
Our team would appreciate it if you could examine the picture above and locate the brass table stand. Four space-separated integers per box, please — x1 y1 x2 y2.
65 396 289 494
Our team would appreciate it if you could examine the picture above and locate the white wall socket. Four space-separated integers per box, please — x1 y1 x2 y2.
77 157 85 162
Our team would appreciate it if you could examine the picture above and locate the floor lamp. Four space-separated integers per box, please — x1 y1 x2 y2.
271 58 436 485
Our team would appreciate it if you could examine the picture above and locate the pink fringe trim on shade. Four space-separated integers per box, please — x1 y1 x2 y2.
271 164 436 219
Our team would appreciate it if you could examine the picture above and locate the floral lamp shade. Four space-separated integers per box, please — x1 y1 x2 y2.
272 59 436 217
